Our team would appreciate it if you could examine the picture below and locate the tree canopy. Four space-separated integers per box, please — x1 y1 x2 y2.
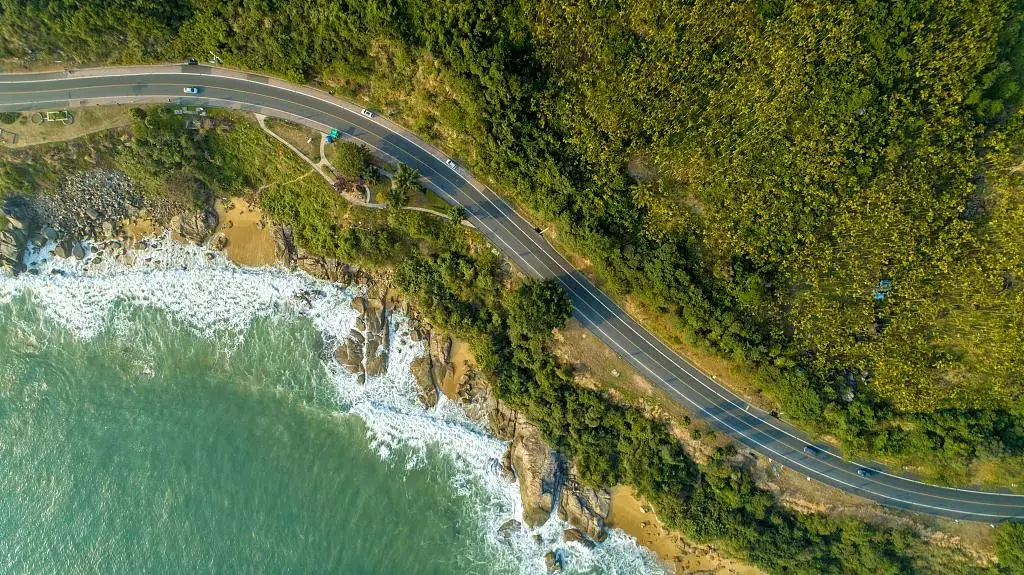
4 0 1024 482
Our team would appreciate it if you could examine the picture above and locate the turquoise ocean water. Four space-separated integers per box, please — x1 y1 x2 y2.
0 236 663 575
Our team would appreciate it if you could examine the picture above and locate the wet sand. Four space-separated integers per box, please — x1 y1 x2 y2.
215 197 278 266
440 338 474 400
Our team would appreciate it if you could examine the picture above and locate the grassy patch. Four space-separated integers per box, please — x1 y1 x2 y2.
0 128 125 198
264 117 321 162
3 106 138 148
406 188 449 212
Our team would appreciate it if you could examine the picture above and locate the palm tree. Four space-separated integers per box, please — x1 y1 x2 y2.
384 184 409 209
447 205 467 225
392 163 419 195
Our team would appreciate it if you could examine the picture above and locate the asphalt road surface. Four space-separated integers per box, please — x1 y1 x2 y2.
2 65 1022 522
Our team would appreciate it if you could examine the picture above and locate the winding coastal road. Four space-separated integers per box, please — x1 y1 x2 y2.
1 65 1022 522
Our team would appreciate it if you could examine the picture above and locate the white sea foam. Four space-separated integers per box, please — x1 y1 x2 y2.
0 234 666 575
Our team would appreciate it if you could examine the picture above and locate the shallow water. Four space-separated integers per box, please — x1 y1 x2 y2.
0 236 664 574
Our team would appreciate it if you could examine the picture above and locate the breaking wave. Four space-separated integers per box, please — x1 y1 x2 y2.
0 233 665 575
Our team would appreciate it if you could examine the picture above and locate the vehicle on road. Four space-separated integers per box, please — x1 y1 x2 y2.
7 67 1024 521
186 58 198 66
446 159 458 170
360 108 374 118
183 87 199 94
803 445 820 456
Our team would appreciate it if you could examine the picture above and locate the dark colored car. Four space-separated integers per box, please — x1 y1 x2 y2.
803 445 820 456
856 467 875 478
187 58 198 65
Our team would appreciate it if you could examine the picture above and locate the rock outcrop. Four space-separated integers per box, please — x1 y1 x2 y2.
1 196 35 274
562 528 596 550
410 356 439 408
544 550 563 573
176 207 219 242
363 297 389 376
274 225 297 267
509 416 566 527
502 410 611 545
334 295 390 383
497 519 522 543
557 469 611 543
335 328 364 373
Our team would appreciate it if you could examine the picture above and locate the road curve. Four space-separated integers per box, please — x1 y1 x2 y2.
1 65 1022 522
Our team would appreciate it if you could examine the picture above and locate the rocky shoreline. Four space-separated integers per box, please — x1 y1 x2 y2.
330 279 615 572
1 171 616 574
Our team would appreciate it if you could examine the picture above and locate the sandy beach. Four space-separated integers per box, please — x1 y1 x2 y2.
607 486 763 575
215 197 279 266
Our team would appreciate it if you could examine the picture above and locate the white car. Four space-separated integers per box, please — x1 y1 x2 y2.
360 108 374 118
183 87 199 94
446 159 457 170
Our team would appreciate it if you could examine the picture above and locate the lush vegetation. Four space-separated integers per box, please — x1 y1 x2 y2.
265 178 1003 574
1000 522 1024 574
4 0 1022 481
2 84 1021 574
329 141 375 181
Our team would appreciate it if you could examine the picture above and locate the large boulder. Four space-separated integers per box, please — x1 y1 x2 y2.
544 551 563 573
497 519 522 543
562 528 596 550
363 298 389 376
335 329 364 374
510 418 565 527
177 208 219 242
558 472 610 543
0 228 26 274
410 356 438 408
428 332 454 389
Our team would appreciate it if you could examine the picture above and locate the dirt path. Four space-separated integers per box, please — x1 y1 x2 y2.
257 112 462 222
257 168 318 193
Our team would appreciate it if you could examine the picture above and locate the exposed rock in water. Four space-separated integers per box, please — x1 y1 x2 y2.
497 519 522 543
208 232 228 251
510 417 565 527
562 528 596 550
363 298 389 376
410 356 438 408
558 471 610 543
499 447 516 482
544 550 563 573
335 329 364 373
335 295 389 382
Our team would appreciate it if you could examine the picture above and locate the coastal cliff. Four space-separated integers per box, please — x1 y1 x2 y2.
0 181 710 574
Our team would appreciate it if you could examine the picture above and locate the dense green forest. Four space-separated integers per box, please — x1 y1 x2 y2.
2 0 1024 480
2 95 1021 573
